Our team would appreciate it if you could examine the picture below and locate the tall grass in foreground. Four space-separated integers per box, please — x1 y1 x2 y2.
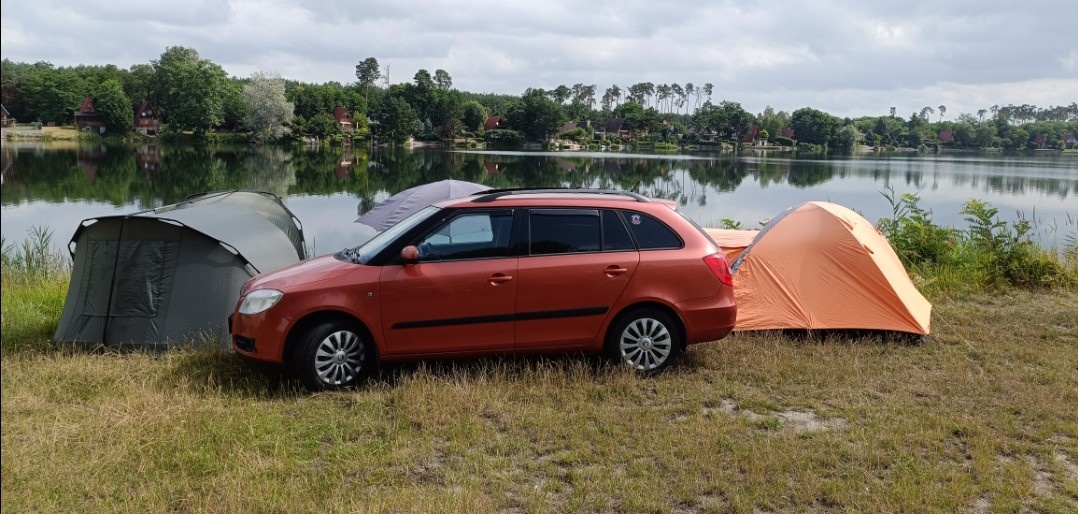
1 227 71 354
878 188 1078 296
2 292 1076 512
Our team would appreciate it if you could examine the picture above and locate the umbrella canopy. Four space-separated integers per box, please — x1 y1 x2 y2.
354 179 488 230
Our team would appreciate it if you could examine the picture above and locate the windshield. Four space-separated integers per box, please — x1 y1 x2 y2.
339 205 442 264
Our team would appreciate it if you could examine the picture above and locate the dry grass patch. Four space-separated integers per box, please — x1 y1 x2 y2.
3 290 1077 512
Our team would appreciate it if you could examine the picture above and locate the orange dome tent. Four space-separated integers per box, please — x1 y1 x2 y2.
705 228 759 262
717 201 931 335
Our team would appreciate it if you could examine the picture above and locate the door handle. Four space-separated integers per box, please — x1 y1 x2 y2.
604 265 629 277
488 274 513 284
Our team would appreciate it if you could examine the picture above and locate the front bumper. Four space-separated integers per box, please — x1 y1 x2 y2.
230 309 292 364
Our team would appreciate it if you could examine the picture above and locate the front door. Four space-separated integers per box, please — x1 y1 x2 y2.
378 210 517 355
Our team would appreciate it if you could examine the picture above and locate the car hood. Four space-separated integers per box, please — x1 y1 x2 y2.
244 254 361 293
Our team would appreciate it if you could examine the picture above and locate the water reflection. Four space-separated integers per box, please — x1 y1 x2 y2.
2 142 1075 252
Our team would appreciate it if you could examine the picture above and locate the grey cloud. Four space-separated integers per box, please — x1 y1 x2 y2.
1 0 1074 118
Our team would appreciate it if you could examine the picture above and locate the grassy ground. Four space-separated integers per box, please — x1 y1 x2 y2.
2 255 1077 512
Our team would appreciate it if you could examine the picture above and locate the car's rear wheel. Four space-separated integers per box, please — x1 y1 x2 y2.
293 320 374 391
606 308 681 373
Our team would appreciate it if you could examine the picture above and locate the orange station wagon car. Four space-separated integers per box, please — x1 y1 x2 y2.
231 189 736 391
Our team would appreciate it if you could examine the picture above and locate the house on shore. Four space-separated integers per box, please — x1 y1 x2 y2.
558 121 582 135
1032 133 1047 149
602 118 628 140
1 104 12 127
333 107 354 133
742 125 762 144
74 97 106 133
484 116 508 130
134 100 160 135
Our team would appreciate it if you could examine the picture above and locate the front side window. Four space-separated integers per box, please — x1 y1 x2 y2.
529 209 601 255
346 205 442 264
416 210 513 261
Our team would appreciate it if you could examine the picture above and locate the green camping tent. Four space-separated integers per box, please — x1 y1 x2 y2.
54 190 306 348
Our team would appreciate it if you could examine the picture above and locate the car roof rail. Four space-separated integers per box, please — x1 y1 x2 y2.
470 187 651 203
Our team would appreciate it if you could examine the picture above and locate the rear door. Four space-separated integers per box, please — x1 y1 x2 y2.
514 208 639 348
379 209 517 355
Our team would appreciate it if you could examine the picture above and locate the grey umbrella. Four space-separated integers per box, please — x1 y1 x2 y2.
354 179 489 231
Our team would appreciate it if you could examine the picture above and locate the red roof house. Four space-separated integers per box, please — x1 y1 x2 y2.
74 97 106 132
938 130 954 144
1033 133 1047 148
134 100 160 135
333 107 354 133
781 127 795 139
484 116 507 130
742 125 761 143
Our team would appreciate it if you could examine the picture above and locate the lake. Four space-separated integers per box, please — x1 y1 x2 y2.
2 142 1076 255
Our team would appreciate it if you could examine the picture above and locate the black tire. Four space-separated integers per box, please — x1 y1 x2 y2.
605 308 682 373
293 320 375 391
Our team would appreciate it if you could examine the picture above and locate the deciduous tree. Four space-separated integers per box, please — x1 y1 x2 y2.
378 96 418 144
790 107 840 146
242 72 294 142
91 78 133 134
151 46 228 134
507 88 564 141
461 100 488 132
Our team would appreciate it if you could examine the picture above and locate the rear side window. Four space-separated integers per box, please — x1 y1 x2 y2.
620 210 683 249
529 209 601 255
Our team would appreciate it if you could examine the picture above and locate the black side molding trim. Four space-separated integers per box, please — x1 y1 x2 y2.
392 306 609 330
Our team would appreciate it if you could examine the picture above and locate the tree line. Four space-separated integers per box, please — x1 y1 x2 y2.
2 48 1076 150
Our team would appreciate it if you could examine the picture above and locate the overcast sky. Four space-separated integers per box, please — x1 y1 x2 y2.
2 0 1075 119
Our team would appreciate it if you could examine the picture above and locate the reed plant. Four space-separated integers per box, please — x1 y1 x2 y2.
1 227 70 354
879 187 1077 296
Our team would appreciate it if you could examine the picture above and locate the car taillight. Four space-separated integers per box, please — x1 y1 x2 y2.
703 252 733 287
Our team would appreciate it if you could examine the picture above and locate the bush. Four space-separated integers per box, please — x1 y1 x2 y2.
561 127 590 143
773 136 794 147
879 188 959 268
484 129 523 145
961 200 1071 288
878 187 1076 293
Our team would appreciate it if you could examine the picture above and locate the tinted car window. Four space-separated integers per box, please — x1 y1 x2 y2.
620 210 683 249
602 209 636 251
529 209 601 255
416 210 513 260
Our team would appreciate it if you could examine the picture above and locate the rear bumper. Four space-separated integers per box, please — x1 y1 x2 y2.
676 297 737 344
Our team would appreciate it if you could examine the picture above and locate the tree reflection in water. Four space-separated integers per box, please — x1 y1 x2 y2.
1 143 1074 249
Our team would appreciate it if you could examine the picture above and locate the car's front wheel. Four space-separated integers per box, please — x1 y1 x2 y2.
293 320 374 391
606 308 682 373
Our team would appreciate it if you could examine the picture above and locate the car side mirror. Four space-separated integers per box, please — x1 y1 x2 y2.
400 245 420 264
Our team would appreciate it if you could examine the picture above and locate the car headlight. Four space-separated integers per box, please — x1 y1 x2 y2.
239 289 283 315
